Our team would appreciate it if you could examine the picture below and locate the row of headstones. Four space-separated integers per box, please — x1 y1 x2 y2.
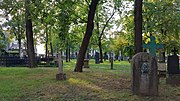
94 52 129 64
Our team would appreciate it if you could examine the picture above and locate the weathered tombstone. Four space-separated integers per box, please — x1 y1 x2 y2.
167 47 180 74
157 51 166 77
157 62 167 77
83 59 89 68
131 52 158 96
166 48 180 85
56 53 66 80
143 36 164 56
158 51 166 63
95 52 99 64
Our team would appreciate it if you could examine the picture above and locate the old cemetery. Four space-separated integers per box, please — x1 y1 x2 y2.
1 19 180 101
1 0 180 100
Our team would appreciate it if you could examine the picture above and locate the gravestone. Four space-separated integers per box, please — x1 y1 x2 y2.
157 51 166 77
83 59 89 68
56 53 66 80
158 51 165 63
95 52 99 64
143 36 164 56
166 48 180 85
131 52 158 96
167 47 180 74
157 62 166 77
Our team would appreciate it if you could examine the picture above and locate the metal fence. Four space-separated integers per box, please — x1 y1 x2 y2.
0 56 28 67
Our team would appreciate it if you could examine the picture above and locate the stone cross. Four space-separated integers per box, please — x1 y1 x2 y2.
171 47 178 55
143 36 164 56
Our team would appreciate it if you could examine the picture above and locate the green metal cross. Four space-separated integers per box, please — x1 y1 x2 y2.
143 36 164 56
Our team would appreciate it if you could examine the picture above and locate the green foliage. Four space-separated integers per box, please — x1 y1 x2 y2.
0 29 6 50
143 0 180 51
109 32 129 55
119 0 180 53
1 0 180 56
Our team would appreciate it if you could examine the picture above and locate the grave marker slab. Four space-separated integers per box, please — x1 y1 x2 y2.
131 52 158 96
83 59 89 68
95 52 99 64
167 48 180 74
166 47 180 85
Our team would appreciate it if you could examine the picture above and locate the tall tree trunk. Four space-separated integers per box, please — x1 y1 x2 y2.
134 0 143 53
17 22 21 57
25 0 36 68
65 40 69 62
98 38 103 63
18 35 21 57
45 24 50 65
74 0 99 72
66 46 68 62
50 42 53 57
49 28 53 57
68 47 71 62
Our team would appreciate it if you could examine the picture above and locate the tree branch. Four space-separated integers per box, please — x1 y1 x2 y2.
99 9 116 39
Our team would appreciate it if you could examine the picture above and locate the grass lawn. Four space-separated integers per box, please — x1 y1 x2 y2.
0 60 179 101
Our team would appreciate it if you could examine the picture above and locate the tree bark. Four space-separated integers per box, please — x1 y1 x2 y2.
25 0 36 68
17 22 21 58
134 0 143 54
66 46 68 62
74 0 99 72
50 42 53 56
18 35 21 57
68 47 71 62
45 24 50 65
49 28 54 57
98 38 103 63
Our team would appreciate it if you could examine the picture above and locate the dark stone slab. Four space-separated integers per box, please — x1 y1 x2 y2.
131 52 158 96
95 52 99 64
167 55 180 74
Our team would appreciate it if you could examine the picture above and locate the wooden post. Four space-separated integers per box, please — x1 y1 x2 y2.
110 52 113 69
